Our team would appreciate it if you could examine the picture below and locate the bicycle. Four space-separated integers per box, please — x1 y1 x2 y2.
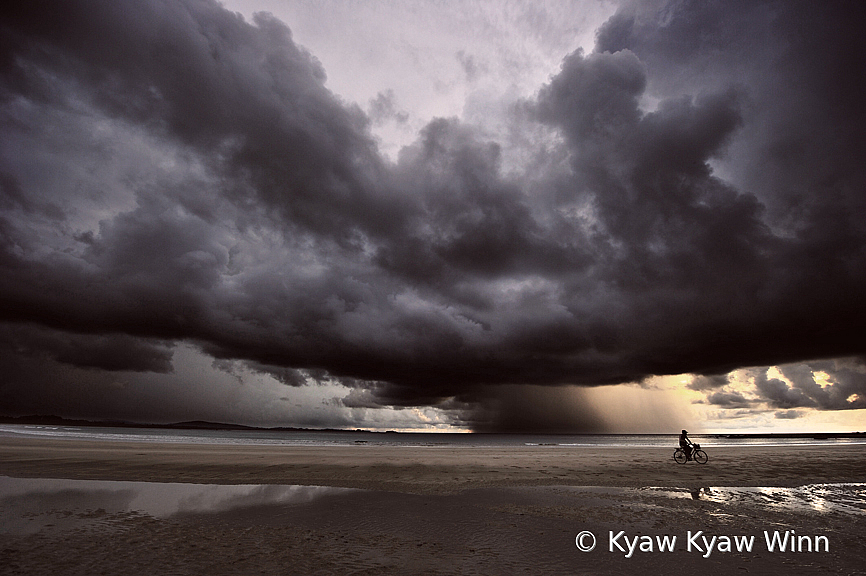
673 443 708 464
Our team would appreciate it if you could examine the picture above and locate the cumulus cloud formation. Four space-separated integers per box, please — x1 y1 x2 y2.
691 359 866 420
766 361 866 411
1 0 864 430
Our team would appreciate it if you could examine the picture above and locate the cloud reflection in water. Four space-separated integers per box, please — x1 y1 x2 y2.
0 476 355 535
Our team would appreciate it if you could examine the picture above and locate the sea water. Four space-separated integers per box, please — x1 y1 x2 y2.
1 423 863 448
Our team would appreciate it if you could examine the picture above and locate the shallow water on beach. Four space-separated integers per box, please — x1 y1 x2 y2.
3 476 866 575
0 476 354 535
638 483 866 516
3 475 865 538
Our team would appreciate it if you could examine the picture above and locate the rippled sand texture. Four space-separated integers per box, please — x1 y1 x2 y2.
1 440 865 575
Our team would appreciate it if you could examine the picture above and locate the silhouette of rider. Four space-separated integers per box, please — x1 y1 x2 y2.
679 429 693 461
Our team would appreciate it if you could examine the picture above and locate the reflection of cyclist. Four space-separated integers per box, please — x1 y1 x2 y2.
679 430 693 461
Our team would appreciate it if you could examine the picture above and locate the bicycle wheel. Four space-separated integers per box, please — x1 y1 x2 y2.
693 450 708 464
673 449 687 464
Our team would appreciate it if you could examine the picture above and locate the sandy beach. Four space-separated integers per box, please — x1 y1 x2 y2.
2 438 865 575
2 437 865 493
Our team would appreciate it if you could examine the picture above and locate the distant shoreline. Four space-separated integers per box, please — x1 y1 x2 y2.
1 415 863 438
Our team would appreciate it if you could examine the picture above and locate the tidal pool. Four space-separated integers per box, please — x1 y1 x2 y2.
0 476 355 535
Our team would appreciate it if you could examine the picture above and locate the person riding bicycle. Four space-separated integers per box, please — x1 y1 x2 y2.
679 430 694 461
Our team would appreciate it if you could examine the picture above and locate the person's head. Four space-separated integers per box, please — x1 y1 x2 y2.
682 430 687 434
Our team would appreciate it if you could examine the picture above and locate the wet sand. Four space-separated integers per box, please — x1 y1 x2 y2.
1 438 865 575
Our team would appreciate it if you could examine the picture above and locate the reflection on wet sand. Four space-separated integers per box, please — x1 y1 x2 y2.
0 476 355 535
642 483 866 515
3 477 866 574
4 476 864 530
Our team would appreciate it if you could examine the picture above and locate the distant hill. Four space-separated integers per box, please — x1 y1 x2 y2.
0 414 262 431
0 414 379 434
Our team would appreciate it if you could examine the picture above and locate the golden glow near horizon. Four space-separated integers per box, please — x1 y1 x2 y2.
572 367 866 435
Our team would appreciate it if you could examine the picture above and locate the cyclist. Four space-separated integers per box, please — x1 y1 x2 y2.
679 430 694 461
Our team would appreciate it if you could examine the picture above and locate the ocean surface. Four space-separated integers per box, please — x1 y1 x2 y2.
1 423 863 448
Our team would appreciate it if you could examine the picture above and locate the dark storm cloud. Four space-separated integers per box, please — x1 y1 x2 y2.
688 374 729 391
2 0 395 239
593 1 866 358
754 371 816 410
704 390 752 409
1 0 865 429
461 385 608 434
0 324 173 373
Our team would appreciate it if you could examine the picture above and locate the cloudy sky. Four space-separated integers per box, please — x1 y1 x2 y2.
2 0 865 433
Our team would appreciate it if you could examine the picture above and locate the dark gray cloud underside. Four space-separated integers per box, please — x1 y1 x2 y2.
1 0 865 428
